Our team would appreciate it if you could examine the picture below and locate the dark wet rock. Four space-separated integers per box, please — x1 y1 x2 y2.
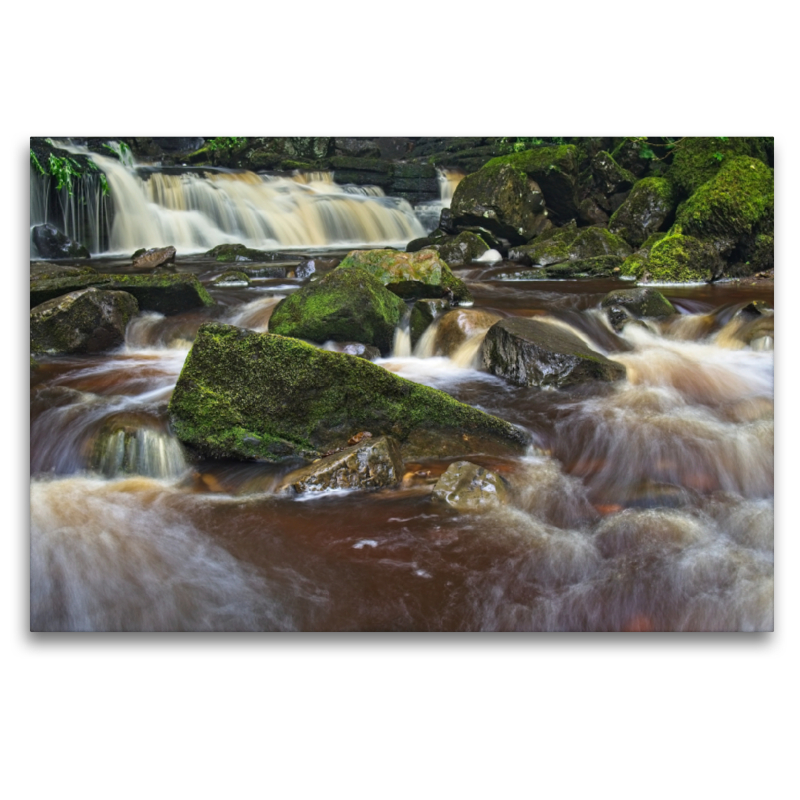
482 317 626 388
268 267 407 355
509 225 631 268
431 460 509 512
336 248 472 304
168 323 530 462
280 435 404 494
427 231 490 267
30 262 96 281
238 264 290 279
206 243 281 262
30 272 215 315
212 270 251 286
483 145 581 223
538 256 624 279
410 298 451 348
131 246 176 270
30 288 139 355
334 138 382 159
449 162 549 245
406 228 449 253
609 178 678 248
590 151 636 197
600 287 676 321
425 308 502 357
578 198 609 226
508 224 580 266
32 224 90 260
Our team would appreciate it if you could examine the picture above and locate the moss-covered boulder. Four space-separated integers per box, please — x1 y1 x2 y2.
537 255 625 279
212 270 251 286
508 225 631 267
31 224 90 260
636 230 723 283
426 231 490 267
600 288 676 331
590 151 637 197
675 156 774 249
31 288 139 355
668 137 773 196
609 178 678 247
30 272 215 315
206 243 278 262
484 145 581 222
268 267 407 355
168 323 529 461
482 317 626 388
336 248 472 303
30 262 96 281
449 162 548 244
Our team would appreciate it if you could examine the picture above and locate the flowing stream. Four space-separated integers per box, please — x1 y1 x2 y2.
30 248 774 630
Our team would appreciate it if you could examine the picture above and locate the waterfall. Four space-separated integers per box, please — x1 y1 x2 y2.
414 168 465 233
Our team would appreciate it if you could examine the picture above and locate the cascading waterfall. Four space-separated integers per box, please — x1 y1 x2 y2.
33 143 427 256
415 168 465 233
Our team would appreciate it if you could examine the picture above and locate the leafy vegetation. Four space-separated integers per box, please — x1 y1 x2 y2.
207 137 246 154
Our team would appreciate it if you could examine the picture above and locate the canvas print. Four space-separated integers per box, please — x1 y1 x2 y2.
29 136 774 632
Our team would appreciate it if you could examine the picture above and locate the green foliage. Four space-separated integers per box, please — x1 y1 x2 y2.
207 137 246 154
47 154 83 194
30 150 46 176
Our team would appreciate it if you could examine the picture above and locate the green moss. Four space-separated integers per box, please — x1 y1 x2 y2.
486 144 578 176
668 137 772 196
269 267 407 354
168 323 529 461
645 230 717 283
337 249 472 303
676 156 774 241
206 243 275 262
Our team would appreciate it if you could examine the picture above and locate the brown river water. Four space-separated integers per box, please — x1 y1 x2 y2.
30 259 774 631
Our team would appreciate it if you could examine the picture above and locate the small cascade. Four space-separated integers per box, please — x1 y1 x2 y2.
90 420 187 480
392 318 412 357
414 168 466 233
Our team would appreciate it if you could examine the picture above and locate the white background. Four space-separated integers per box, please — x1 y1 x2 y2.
5 3 796 798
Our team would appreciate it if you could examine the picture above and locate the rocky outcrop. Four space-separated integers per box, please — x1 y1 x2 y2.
268 267 407 355
482 317 626 388
31 288 138 355
168 323 529 462
280 436 404 494
32 224 90 260
30 272 215 315
608 178 677 248
131 246 177 270
336 248 472 303
431 461 509 512
449 162 549 245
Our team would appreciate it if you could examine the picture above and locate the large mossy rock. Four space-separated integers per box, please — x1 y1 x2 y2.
431 461 509 513
31 288 139 355
32 224 90 260
336 248 472 303
482 317 626 388
600 287 676 318
30 272 215 315
206 243 285 262
280 436 404 494
168 323 530 461
509 225 631 267
484 145 581 222
449 162 549 244
268 267 406 355
621 230 722 283
609 178 678 247
667 137 773 196
589 151 637 197
675 156 774 249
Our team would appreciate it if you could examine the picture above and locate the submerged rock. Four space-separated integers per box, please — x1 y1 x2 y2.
431 461 509 512
132 246 177 270
212 270 251 286
600 287 676 319
449 163 549 245
168 323 529 462
336 248 472 303
281 436 404 494
30 272 215 315
268 267 407 355
31 224 90 260
30 287 139 355
482 317 626 388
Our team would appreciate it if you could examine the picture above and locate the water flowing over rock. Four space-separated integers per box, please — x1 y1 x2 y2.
449 163 549 245
168 323 530 461
423 308 502 358
600 288 676 323
336 248 472 303
32 223 90 260
268 267 407 355
409 298 452 348
482 317 627 388
431 461 509 512
30 288 139 355
30 272 215 315
131 245 177 270
281 436 404 494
